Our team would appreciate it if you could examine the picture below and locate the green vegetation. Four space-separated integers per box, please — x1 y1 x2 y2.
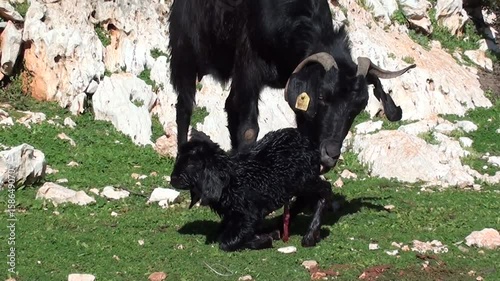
196 82 204 91
391 8 407 26
95 25 111 47
402 56 415 64
408 30 431 51
190 106 209 128
138 68 163 93
150 48 169 59
417 131 440 145
0 74 35 111
356 0 374 12
440 101 500 176
12 1 30 18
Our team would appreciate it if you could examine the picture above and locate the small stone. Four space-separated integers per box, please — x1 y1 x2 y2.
238 275 253 281
113 255 120 261
401 245 410 251
67 161 79 167
46 166 59 174
302 260 318 270
487 156 500 167
148 272 167 281
53 211 60 215
138 239 145 246
89 188 100 195
67 274 96 281
56 178 69 183
101 186 130 200
333 178 344 188
150 171 158 177
465 228 500 249
391 242 402 248
386 250 399 256
459 137 473 148
64 117 77 129
147 188 181 207
277 246 297 254
369 243 379 250
131 173 141 180
340 169 357 179
0 117 14 126
57 133 76 146
384 204 395 211
164 175 171 182
311 271 327 280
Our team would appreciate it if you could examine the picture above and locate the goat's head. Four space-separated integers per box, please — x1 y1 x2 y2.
285 52 415 172
170 129 230 208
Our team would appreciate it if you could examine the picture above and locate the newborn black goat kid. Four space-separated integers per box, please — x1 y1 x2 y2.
170 128 333 252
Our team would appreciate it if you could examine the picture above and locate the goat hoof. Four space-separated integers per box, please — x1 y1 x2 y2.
301 235 317 247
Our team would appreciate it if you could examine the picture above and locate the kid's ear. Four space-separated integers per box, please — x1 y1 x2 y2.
199 168 229 205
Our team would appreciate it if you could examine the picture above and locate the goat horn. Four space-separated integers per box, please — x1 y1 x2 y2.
284 52 338 100
356 57 416 79
292 52 338 74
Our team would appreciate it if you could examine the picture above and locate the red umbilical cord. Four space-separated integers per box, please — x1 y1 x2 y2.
282 203 290 242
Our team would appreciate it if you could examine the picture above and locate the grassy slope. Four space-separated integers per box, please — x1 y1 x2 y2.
0 100 499 281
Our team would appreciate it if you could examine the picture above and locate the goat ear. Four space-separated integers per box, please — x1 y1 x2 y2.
199 168 228 205
284 70 327 119
367 75 402 122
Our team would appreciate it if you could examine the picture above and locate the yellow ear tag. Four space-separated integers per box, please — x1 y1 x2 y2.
295 92 310 111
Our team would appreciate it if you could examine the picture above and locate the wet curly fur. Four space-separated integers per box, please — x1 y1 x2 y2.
170 128 333 251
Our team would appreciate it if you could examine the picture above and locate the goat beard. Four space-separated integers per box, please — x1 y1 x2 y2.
188 189 201 209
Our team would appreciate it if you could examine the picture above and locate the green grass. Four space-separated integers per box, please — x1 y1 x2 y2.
408 30 431 50
417 131 440 145
439 101 500 176
139 68 163 93
0 74 33 110
190 106 209 128
150 48 169 60
391 8 407 26
12 1 29 18
95 25 111 47
402 56 415 65
1 99 499 281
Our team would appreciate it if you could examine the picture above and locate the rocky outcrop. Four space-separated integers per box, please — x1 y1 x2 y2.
341 0 492 121
0 143 46 187
22 0 105 112
92 73 157 146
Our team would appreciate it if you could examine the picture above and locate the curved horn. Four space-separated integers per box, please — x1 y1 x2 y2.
284 52 338 100
292 52 338 74
356 57 416 79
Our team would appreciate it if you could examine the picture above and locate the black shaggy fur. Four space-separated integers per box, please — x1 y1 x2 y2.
169 0 415 171
170 128 333 252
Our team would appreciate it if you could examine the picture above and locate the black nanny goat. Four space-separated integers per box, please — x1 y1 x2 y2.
169 0 415 172
170 128 333 251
